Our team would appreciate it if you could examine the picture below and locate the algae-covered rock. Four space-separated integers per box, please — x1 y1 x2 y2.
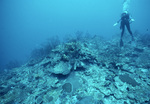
134 47 144 53
119 74 140 87
0 86 11 97
76 96 98 104
44 95 53 102
50 61 72 75
36 96 43 104
51 77 61 89
62 82 72 93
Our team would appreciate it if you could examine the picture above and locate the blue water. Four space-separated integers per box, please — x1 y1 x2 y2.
0 0 150 70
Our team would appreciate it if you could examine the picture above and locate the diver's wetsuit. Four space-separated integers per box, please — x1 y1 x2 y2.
119 13 134 47
120 13 133 39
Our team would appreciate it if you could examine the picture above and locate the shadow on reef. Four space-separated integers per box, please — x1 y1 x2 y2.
0 31 150 104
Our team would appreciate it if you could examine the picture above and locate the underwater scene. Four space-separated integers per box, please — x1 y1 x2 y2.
0 0 150 104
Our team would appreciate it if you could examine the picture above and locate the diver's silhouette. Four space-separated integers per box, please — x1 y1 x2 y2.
113 11 135 47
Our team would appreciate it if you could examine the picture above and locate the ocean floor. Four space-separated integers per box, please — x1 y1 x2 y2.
0 34 150 104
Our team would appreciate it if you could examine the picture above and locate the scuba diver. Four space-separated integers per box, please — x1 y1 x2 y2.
113 11 135 47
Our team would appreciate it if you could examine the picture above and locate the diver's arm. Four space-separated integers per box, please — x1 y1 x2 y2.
129 15 135 23
113 19 121 26
130 18 135 22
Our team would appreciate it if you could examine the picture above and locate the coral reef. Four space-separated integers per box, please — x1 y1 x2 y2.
0 34 150 104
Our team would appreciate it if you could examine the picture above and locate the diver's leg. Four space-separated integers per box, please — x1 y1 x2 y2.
126 22 134 41
121 22 125 39
120 22 125 47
